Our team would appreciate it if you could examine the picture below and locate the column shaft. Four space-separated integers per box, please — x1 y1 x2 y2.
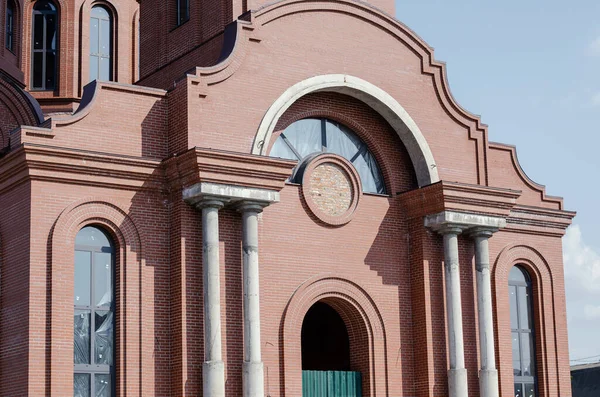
473 232 499 397
201 203 225 397
442 229 468 397
240 204 265 397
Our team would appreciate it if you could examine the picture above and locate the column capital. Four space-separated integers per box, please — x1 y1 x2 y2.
194 196 228 210
468 227 497 239
234 200 269 214
436 225 466 236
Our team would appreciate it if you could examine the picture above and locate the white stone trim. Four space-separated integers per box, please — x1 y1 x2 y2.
183 182 280 205
424 211 507 231
253 74 439 187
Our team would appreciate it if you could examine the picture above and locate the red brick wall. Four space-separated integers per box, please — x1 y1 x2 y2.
0 182 31 397
139 0 230 82
0 1 573 396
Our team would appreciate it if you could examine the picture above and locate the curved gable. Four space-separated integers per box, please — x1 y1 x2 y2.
0 70 44 148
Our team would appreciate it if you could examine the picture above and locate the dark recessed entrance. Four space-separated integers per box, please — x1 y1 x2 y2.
301 301 362 397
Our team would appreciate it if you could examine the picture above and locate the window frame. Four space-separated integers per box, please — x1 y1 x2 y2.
89 4 113 82
270 117 387 194
5 0 15 53
74 226 115 397
509 265 538 396
31 0 58 91
176 0 189 26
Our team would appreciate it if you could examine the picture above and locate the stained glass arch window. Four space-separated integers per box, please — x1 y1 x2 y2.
270 118 386 194
74 226 114 397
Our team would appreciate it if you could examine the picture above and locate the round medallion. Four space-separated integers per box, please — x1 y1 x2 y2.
301 154 361 226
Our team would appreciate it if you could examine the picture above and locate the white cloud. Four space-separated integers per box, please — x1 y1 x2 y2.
584 305 600 320
563 225 600 294
591 92 600 107
588 36 600 56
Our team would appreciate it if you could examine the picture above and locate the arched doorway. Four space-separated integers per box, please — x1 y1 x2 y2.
301 301 363 396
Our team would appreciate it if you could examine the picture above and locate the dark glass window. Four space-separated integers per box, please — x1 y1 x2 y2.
509 266 536 397
5 0 15 52
89 6 112 82
270 118 386 194
74 226 114 397
176 0 189 26
31 0 57 90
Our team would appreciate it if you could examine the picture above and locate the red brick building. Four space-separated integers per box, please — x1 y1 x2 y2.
0 0 575 396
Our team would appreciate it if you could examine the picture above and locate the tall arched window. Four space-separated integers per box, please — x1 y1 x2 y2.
5 0 15 52
31 0 57 90
509 265 536 397
89 5 112 82
270 118 386 194
74 226 114 397
176 0 189 26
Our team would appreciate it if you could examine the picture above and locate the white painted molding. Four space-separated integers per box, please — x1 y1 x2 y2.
183 182 280 205
424 211 507 231
253 74 439 187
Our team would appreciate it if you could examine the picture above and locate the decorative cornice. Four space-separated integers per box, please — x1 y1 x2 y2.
401 180 574 236
504 204 575 237
399 180 521 220
164 147 296 192
0 144 163 193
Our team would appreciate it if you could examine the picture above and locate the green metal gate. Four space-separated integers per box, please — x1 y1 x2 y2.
302 370 362 397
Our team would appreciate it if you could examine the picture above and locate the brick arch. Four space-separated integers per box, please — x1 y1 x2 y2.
281 275 388 396
253 74 438 187
267 92 418 195
48 198 144 396
493 244 560 397
0 70 44 141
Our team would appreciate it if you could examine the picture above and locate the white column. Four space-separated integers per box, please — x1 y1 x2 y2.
200 200 226 397
238 202 265 397
471 228 499 397
439 226 469 397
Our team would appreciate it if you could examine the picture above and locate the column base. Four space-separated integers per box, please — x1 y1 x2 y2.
448 368 468 397
243 360 265 397
479 369 499 397
203 360 225 397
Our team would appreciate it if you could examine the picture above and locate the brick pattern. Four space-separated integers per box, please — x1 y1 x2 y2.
0 1 574 396
308 163 353 216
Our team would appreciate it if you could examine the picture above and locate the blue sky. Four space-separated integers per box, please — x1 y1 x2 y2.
395 0 600 365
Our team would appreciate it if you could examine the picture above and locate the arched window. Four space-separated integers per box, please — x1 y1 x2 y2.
5 0 15 52
270 118 386 194
509 265 536 397
89 5 112 82
176 0 189 26
74 226 114 397
31 0 57 90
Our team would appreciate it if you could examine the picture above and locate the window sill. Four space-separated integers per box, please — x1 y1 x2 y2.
169 18 190 33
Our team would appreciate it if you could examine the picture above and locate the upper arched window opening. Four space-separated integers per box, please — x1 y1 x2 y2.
270 118 386 194
74 225 115 397
31 0 58 90
89 5 113 82
5 0 16 52
176 0 189 26
508 265 536 397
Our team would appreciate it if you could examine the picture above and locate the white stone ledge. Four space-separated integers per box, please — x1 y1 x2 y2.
424 211 507 232
183 182 280 206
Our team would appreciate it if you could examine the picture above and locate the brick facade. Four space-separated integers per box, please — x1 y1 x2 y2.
0 0 574 396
